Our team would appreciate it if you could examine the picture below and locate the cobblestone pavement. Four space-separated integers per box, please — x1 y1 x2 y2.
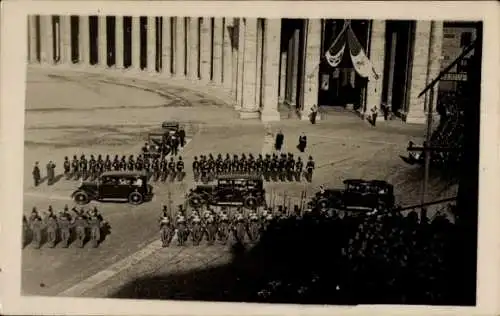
22 67 458 297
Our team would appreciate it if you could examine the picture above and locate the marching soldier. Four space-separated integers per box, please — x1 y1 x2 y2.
255 154 263 176
168 157 176 182
46 160 56 185
207 154 215 180
305 156 315 182
22 215 30 247
96 155 104 177
271 154 279 182
29 207 43 249
278 154 287 182
89 155 97 180
223 154 231 174
287 153 295 181
104 155 112 172
171 134 179 156
143 157 151 179
80 155 88 180
135 155 144 171
152 157 160 181
248 154 255 174
159 206 173 247
63 156 71 179
176 156 185 182
215 154 224 176
200 156 210 183
119 155 127 171
231 154 239 174
239 154 247 173
58 207 72 248
71 155 80 179
112 155 120 171
192 156 200 182
263 154 271 181
73 208 88 248
295 157 303 182
88 207 103 248
32 162 41 187
128 155 135 172
160 157 169 182
45 206 58 248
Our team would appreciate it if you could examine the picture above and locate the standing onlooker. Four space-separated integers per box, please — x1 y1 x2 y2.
309 104 319 124
275 130 284 153
46 160 56 185
178 127 186 148
297 132 307 153
369 105 378 127
32 162 41 187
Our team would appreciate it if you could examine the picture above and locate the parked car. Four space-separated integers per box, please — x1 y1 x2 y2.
186 174 266 209
312 179 395 212
71 171 153 205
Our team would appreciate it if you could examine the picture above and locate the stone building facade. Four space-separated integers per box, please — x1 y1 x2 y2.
27 16 466 124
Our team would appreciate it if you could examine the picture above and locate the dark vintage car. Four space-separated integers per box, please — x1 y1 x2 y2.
312 179 395 212
161 121 180 133
186 174 266 209
142 133 167 159
71 171 153 205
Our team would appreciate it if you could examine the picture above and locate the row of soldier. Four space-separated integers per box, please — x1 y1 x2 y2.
158 204 307 247
23 205 108 249
192 153 316 183
61 154 185 182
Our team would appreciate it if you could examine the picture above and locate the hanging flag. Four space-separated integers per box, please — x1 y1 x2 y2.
324 27 347 68
347 26 379 81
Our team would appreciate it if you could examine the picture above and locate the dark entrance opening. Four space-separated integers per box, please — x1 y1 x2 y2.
318 19 370 108
89 16 98 65
156 17 162 72
107 16 116 67
140 16 147 70
381 21 415 118
70 16 79 63
123 17 132 68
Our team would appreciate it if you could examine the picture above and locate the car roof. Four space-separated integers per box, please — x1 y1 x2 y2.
216 174 262 181
162 122 179 128
101 171 148 177
343 179 393 188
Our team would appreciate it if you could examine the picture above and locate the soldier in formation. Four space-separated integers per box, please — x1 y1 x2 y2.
191 153 314 183
23 205 107 249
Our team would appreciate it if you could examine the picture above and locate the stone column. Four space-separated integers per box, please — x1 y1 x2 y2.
260 18 282 122
407 21 431 124
365 20 386 115
79 15 89 65
286 27 300 106
40 15 54 64
175 17 186 77
235 18 245 109
200 17 212 81
60 15 72 64
115 16 124 68
386 31 397 108
222 17 233 91
301 19 322 120
98 16 107 66
278 51 287 103
147 16 156 71
161 17 172 75
212 18 223 85
427 21 444 113
28 15 38 63
254 20 263 108
239 18 259 119
187 17 199 80
131 16 141 70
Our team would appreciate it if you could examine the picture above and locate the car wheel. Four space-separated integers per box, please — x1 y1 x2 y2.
128 192 143 205
244 196 258 209
317 198 329 209
189 194 204 207
73 191 90 205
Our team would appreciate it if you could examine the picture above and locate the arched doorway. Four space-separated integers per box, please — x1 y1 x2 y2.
318 19 370 109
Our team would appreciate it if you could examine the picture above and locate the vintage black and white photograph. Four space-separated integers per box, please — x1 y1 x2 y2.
2 1 499 314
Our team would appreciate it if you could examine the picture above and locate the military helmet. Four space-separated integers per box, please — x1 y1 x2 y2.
64 156 68 160
178 156 182 161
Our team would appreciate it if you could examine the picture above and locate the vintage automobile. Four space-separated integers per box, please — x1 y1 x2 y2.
142 133 167 159
312 179 395 212
71 171 153 205
186 174 266 209
161 121 180 133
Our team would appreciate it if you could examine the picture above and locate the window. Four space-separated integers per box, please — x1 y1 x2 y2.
460 32 472 47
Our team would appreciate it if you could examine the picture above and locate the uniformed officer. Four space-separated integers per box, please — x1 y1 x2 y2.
255 154 263 176
168 157 176 182
73 209 88 248
46 160 56 185
88 208 103 248
143 157 151 179
287 153 295 181
135 155 144 171
223 154 231 174
80 155 88 180
215 154 223 176
63 156 71 179
58 208 72 248
45 205 58 247
152 157 160 181
159 206 172 247
29 207 43 249
171 134 179 156
176 156 184 182
192 156 200 182
89 155 97 180
278 154 287 182
71 155 80 179
262 154 271 181
239 154 247 173
232 154 239 174
295 157 303 182
207 154 215 180
160 157 168 182
297 132 307 153
104 155 112 172
305 156 315 182
119 155 127 171
96 155 104 177
178 126 186 148
247 154 255 174
32 162 41 187
271 154 279 181
128 155 135 172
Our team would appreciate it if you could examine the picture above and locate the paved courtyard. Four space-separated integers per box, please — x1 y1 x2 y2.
22 66 458 298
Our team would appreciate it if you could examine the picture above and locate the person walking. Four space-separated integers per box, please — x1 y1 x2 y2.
297 132 307 153
309 104 319 124
275 130 284 153
32 162 41 187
